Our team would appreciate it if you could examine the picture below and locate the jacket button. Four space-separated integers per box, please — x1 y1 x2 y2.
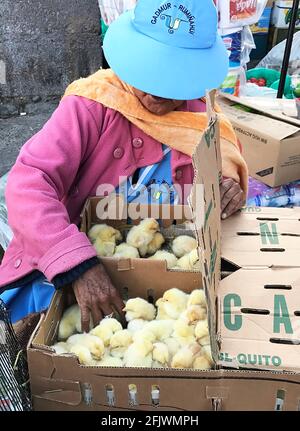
175 169 183 181
113 147 124 159
14 259 22 269
132 138 144 149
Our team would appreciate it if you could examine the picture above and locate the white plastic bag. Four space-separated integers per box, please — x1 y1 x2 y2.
0 173 12 251
257 31 300 75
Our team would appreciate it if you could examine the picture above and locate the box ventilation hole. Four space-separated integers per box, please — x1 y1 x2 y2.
294 311 300 316
256 217 279 221
274 389 285 411
241 308 270 315
281 233 300 237
270 338 300 345
81 383 92 406
264 284 292 290
260 248 285 252
128 384 138 406
147 289 155 304
237 232 260 236
151 385 160 407
105 384 115 406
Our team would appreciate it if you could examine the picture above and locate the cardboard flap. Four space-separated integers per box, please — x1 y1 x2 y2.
222 207 300 267
218 97 300 141
218 267 300 371
33 377 82 406
188 90 222 362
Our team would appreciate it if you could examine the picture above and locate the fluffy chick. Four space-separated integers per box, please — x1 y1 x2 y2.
174 249 200 271
124 298 156 322
88 223 122 243
148 250 178 269
187 289 207 308
133 329 156 344
144 320 174 341
96 355 123 367
139 232 165 257
202 345 213 364
179 305 207 326
164 337 181 358
152 342 169 367
157 288 188 320
110 329 133 359
195 320 209 342
69 345 96 366
155 298 173 320
114 243 140 259
90 318 122 347
172 235 197 258
67 334 105 360
171 343 201 369
52 341 70 355
193 354 212 370
123 340 153 368
58 304 81 340
127 319 147 333
126 218 159 254
172 320 195 346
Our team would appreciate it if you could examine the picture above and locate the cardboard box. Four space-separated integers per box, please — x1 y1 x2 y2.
218 95 300 187
27 93 300 411
272 1 300 29
219 206 300 372
79 197 202 294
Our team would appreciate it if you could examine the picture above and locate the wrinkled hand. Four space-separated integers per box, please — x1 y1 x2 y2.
72 263 125 332
220 178 245 219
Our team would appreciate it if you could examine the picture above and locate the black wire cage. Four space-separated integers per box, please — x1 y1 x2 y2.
0 299 31 411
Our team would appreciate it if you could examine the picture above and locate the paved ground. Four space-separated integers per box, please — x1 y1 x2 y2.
0 102 57 177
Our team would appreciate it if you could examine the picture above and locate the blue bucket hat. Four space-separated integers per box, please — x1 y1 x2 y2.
103 0 229 100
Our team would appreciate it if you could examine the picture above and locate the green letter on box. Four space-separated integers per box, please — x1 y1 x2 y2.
260 222 279 245
273 295 293 334
223 294 242 331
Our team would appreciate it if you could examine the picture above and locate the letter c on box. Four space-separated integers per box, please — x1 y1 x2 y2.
223 294 242 331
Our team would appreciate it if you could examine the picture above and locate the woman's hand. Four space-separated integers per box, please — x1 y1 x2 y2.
220 178 245 219
72 263 125 332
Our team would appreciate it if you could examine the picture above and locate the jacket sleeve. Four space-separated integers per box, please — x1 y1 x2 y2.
5 96 101 282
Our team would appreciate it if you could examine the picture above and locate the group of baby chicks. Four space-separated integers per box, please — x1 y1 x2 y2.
52 288 212 370
87 218 200 271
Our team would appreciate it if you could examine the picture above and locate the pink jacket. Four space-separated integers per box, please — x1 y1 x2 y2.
0 96 206 289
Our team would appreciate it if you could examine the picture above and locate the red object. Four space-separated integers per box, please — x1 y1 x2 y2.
257 78 266 87
249 77 257 83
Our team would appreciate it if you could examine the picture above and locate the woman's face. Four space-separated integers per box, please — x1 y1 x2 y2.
132 88 185 115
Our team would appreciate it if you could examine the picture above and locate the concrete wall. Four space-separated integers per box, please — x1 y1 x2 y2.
0 0 102 108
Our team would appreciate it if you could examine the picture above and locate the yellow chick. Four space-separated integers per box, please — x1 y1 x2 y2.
52 341 70 354
152 342 169 367
202 345 213 364
144 320 174 341
88 223 122 243
193 354 212 370
123 340 153 368
69 344 96 365
172 320 195 346
187 289 207 308
174 249 200 271
110 329 133 359
158 288 189 320
148 250 178 269
172 235 197 258
195 320 209 342
126 218 159 253
124 298 156 322
114 243 140 259
58 304 81 340
164 337 181 358
67 334 105 360
90 318 122 346
171 343 201 369
127 318 147 333
179 305 207 326
96 355 123 367
133 329 156 344
155 298 173 320
139 232 165 257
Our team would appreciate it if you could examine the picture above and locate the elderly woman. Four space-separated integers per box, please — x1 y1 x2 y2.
0 0 247 331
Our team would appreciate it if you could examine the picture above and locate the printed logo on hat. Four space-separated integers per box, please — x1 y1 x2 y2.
150 2 196 35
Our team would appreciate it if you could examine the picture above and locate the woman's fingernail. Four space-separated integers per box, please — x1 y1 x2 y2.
222 213 227 220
